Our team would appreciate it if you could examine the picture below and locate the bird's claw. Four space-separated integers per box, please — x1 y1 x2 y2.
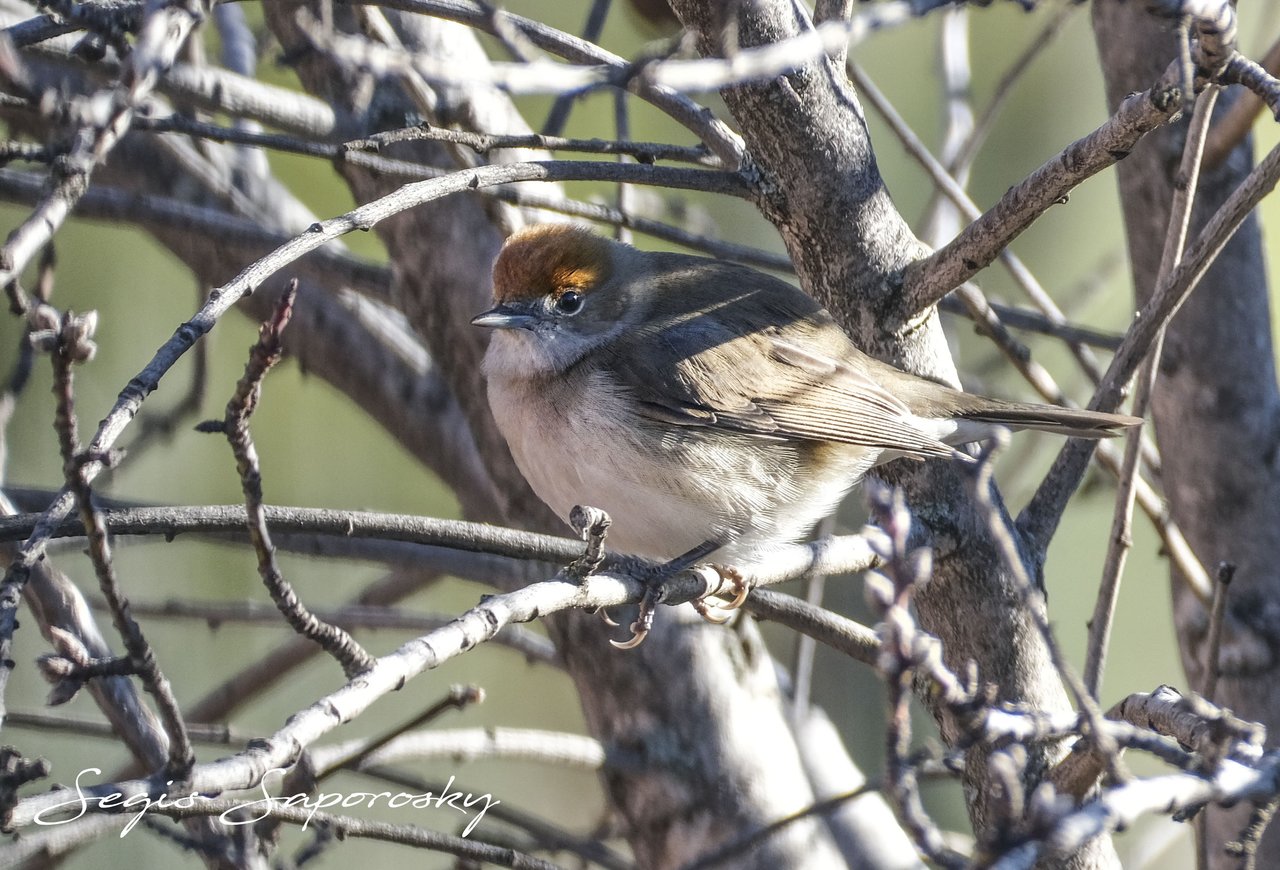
716 565 750 609
692 597 733 624
610 624 649 650
610 583 659 649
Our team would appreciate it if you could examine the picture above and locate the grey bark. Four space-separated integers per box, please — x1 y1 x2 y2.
1092 2 1280 865
664 1 1121 866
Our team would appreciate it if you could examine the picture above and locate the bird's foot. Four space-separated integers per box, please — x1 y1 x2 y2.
611 542 747 649
691 565 749 625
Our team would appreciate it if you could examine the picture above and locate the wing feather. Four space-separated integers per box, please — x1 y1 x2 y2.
605 274 953 459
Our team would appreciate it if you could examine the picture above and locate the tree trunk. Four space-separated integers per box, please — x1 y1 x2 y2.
666 1 1119 865
1092 2 1280 865
254 4 907 866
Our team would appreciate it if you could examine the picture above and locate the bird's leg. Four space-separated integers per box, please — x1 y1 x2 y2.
566 505 621 626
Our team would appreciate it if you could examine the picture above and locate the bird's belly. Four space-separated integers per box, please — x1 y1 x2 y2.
489 375 877 563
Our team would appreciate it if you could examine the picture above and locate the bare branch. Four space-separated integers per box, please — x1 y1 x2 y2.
1085 85 1219 699
1022 137 1280 548
362 0 746 166
744 587 878 666
156 795 556 869
900 64 1185 314
1202 562 1234 704
205 283 375 678
310 727 604 772
37 305 193 778
8 531 874 831
1203 35 1280 169
105 599 560 666
0 1 211 306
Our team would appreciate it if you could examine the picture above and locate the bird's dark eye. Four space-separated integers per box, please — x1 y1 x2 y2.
555 290 584 315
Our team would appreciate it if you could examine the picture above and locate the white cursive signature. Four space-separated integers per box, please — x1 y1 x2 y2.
32 768 500 838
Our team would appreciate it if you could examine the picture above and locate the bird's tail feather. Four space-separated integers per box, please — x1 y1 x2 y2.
957 401 1141 439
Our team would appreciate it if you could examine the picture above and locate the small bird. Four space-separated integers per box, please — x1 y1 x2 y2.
473 225 1137 626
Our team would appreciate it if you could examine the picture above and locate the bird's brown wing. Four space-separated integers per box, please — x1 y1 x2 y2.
610 316 954 460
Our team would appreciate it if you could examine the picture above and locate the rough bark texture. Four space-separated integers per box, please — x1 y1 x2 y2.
666 3 1118 866
1092 3 1280 865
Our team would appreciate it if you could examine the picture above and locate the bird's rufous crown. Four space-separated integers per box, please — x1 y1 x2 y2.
492 224 614 304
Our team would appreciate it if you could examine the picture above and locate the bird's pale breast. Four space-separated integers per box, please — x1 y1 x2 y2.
486 359 878 562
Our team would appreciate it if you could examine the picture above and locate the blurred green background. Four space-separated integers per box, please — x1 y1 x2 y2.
3 2 1279 866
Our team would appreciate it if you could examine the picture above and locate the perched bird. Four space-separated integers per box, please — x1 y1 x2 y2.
473 224 1137 587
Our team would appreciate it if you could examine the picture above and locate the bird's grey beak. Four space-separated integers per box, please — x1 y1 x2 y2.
471 303 537 330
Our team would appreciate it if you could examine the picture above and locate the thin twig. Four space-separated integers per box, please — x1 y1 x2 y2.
4 2 144 50
313 684 485 775
933 0 1077 214
790 514 836 717
745 588 878 667
157 795 556 869
1011 697 1277 868
1203 35 1280 170
1092 440 1214 603
0 1 211 307
6 709 239 745
355 0 746 167
965 434 1127 785
864 485 967 869
99 598 560 666
937 295 1122 349
342 121 715 164
678 767 954 870
0 747 51 829
206 282 374 678
919 4 972 247
181 571 440 733
347 764 629 869
0 504 875 598
123 283 211 461
541 0 613 136
1084 86 1218 700
37 305 193 778
613 89 635 245
900 58 1189 314
850 61 1109 385
1218 53 1280 121
1202 562 1234 704
1226 796 1278 869
1021 138 1280 549
0 503 620 563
